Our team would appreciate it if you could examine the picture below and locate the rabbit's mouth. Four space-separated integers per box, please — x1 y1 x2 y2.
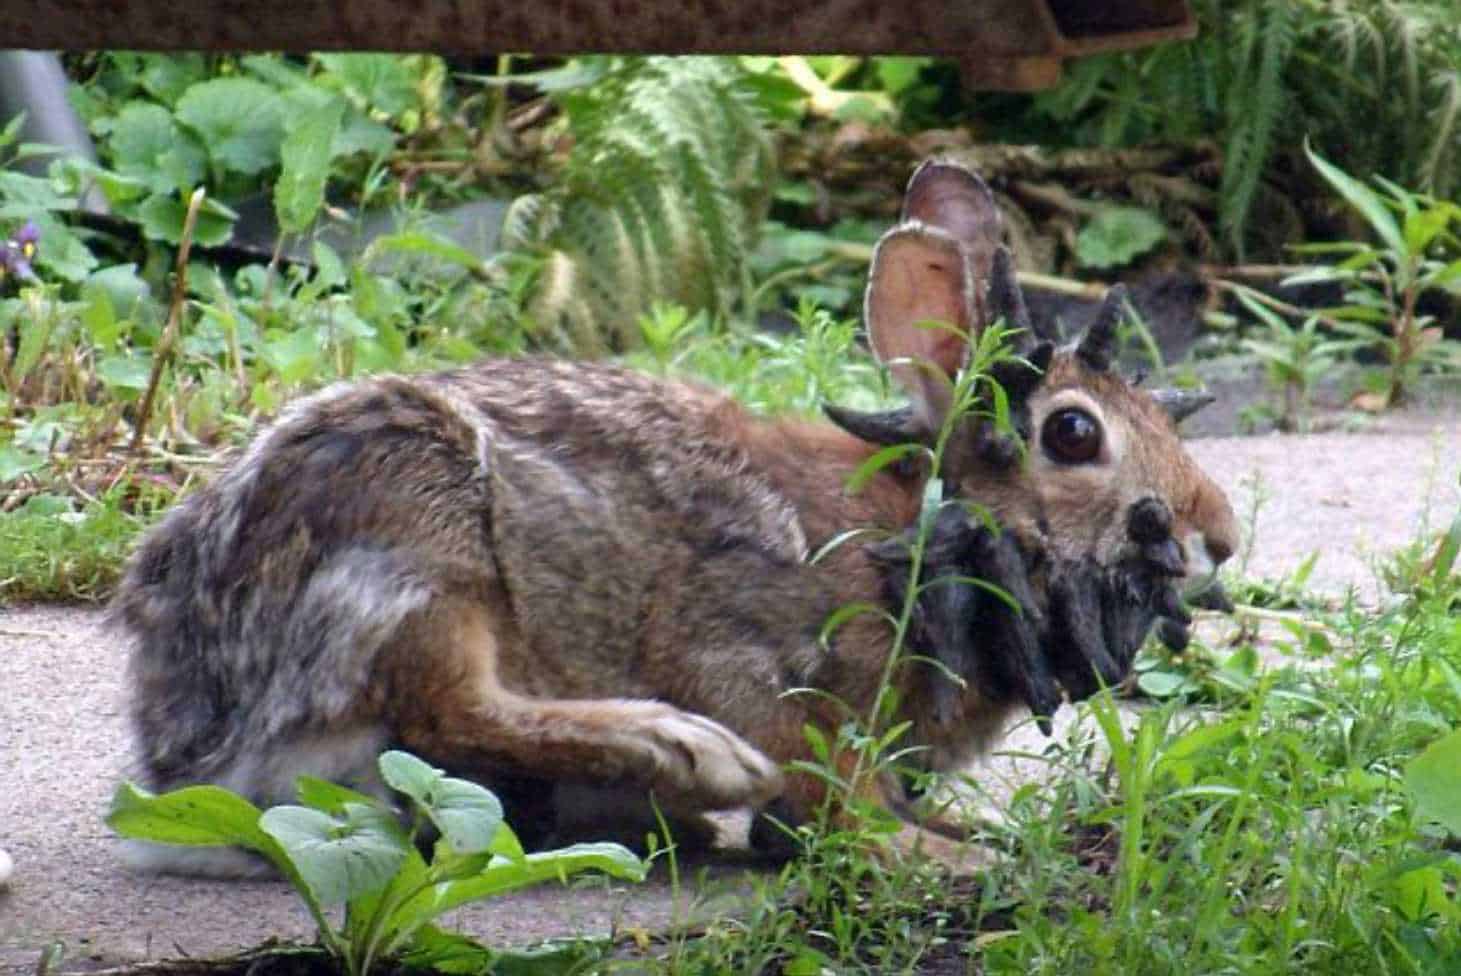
875 494 1201 734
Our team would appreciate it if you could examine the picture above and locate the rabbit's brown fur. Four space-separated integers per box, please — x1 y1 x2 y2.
116 162 1238 875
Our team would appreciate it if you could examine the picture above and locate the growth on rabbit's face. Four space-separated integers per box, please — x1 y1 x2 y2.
113 159 1238 878
829 160 1237 728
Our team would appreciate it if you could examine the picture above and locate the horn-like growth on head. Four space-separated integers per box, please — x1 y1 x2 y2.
1149 387 1216 424
1075 284 1128 372
988 246 1053 348
821 402 925 448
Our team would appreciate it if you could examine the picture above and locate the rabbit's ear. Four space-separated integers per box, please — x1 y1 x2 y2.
865 224 972 432
901 160 1003 293
866 161 1009 432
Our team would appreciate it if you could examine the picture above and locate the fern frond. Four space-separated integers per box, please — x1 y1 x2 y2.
510 57 774 354
1221 0 1297 257
499 193 552 251
1421 70 1461 196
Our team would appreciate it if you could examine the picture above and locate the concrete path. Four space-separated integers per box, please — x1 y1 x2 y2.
2 406 1457 975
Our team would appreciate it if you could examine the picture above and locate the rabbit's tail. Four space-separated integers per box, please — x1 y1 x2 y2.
117 534 436 810
115 543 418 877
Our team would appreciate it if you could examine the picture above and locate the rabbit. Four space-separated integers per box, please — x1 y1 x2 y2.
114 160 1239 876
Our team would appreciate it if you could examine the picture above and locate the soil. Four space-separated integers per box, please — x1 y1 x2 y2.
2 398 1457 976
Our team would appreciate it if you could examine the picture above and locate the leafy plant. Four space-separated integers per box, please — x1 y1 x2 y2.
1023 0 1461 257
1287 145 1461 406
495 56 776 354
0 488 156 602
107 749 645 976
73 53 415 246
1233 285 1363 432
1406 727 1461 837
1074 206 1167 270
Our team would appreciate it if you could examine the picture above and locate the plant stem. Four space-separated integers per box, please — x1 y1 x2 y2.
130 188 204 454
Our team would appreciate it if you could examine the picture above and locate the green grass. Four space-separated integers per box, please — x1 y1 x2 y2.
626 546 1461 975
0 489 159 602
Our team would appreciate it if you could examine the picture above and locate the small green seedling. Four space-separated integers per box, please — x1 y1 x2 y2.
107 750 646 976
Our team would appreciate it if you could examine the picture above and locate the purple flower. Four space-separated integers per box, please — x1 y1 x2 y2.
0 220 39 282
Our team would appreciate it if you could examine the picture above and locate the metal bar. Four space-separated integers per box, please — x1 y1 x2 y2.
0 0 1194 91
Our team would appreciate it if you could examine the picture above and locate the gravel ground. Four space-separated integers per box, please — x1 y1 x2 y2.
1 404 1457 975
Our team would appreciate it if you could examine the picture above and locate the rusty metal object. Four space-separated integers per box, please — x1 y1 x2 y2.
1 0 1192 90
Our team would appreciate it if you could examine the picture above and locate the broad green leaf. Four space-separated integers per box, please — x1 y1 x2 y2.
294 775 385 816
378 751 504 855
82 264 156 337
137 192 237 247
312 241 346 289
52 157 149 208
422 778 503 856
275 96 344 235
388 843 645 939
241 54 311 90
377 749 438 803
344 842 430 953
263 327 324 384
258 803 406 905
875 57 931 95
1305 141 1404 256
0 170 74 214
1405 728 1461 835
28 214 98 283
96 353 153 392
491 938 611 976
175 78 285 176
137 53 208 105
401 925 497 975
334 110 397 159
107 782 273 850
1075 206 1167 270
488 820 526 861
315 54 417 116
0 444 46 483
1386 864 1460 923
1403 205 1454 255
101 102 200 194
1137 669 1194 699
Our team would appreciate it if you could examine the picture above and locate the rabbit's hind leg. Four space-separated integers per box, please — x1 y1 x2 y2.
382 591 785 825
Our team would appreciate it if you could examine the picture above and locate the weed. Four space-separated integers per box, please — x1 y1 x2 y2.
1288 144 1461 407
0 486 164 602
1233 287 1363 432
107 750 645 976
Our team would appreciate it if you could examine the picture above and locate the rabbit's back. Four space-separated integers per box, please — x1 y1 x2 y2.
117 359 837 803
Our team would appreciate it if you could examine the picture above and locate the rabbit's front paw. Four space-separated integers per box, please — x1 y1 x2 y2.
638 708 784 810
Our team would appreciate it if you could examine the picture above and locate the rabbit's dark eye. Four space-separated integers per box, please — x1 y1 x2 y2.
1041 408 1102 464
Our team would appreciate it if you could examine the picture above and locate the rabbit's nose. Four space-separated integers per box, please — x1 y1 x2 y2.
1188 475 1240 570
